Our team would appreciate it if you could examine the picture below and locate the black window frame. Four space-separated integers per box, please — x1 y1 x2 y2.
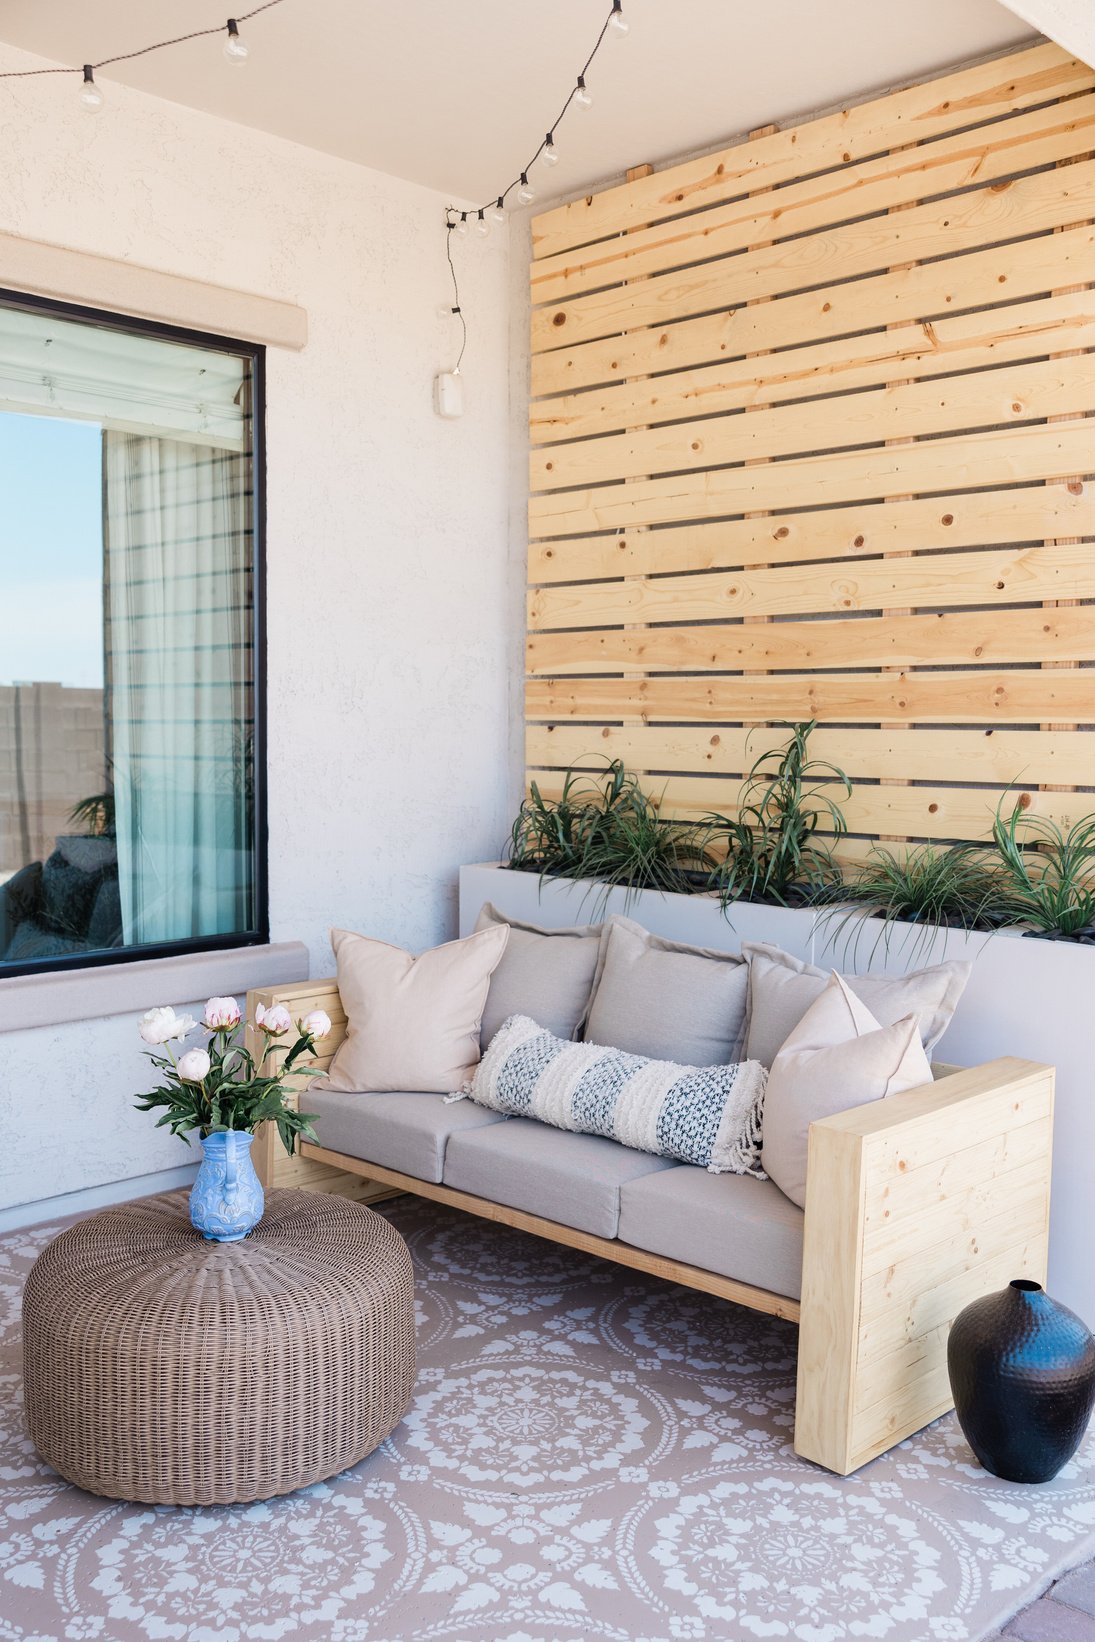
0 287 269 979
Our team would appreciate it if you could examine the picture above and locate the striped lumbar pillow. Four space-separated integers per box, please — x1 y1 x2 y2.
460 1014 767 1176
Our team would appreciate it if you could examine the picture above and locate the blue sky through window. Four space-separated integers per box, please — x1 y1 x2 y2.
0 412 104 689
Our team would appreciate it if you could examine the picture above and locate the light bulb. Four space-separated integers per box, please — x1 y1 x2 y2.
575 76 593 110
79 65 103 111
517 172 535 205
475 210 489 237
453 213 468 238
491 197 506 225
609 1 630 35
223 19 249 63
543 133 560 167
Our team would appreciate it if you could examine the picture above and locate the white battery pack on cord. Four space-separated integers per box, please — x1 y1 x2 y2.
434 369 464 419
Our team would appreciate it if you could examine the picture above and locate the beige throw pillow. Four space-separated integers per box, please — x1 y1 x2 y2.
474 902 604 1046
742 941 970 1068
584 916 749 1066
327 923 509 1094
762 972 933 1208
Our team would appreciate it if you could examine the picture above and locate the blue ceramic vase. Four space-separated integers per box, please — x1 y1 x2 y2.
189 1131 264 1243
948 1279 1095 1483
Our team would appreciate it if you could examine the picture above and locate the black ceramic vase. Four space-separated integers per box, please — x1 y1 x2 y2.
948 1279 1095 1483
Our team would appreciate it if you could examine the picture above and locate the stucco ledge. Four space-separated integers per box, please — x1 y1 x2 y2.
0 943 310 1035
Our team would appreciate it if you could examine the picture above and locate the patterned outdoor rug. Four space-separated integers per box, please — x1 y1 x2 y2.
2 1196 1095 1642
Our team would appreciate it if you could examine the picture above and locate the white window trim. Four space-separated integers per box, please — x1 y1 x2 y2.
0 230 307 350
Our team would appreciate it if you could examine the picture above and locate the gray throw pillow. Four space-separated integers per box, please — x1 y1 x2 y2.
742 941 971 1068
584 916 749 1066
474 902 603 1047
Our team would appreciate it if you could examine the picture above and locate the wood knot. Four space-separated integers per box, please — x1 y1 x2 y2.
552 312 566 327
941 513 954 526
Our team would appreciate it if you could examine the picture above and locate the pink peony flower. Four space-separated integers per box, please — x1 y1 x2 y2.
255 1002 292 1036
203 996 241 1031
302 1009 332 1040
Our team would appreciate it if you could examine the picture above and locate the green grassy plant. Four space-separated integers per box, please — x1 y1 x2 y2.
507 759 714 908
986 797 1095 941
704 722 851 909
816 842 1014 964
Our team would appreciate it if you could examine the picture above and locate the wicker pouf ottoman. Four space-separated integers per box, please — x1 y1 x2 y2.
22 1188 416 1505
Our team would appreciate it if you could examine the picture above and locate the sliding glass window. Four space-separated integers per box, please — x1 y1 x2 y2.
0 295 265 975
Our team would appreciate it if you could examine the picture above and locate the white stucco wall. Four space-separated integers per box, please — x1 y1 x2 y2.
0 48 523 1218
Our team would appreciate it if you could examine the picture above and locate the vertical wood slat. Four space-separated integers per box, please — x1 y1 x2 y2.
743 125 780 743
1042 146 1090 798
526 45 1095 856
880 143 918 849
623 164 656 756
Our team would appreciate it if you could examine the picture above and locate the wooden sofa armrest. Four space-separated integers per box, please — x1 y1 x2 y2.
245 977 346 1189
794 1056 1055 1475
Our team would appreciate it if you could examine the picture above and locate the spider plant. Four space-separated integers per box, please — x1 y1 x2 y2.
69 789 115 838
704 721 851 909
815 842 1014 965
506 758 715 911
507 759 651 880
986 797 1095 941
575 802 717 913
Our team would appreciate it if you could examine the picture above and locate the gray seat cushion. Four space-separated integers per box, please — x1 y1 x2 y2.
443 1117 677 1238
308 1088 504 1184
617 1166 805 1299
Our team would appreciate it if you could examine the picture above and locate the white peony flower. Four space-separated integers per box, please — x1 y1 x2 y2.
138 1006 197 1046
203 996 241 1031
176 1048 211 1083
255 1002 292 1036
302 1009 332 1040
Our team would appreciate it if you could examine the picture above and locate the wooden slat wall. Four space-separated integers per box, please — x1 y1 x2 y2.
526 42 1095 855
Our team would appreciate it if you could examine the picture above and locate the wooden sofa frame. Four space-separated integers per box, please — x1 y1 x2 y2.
247 977 1055 1477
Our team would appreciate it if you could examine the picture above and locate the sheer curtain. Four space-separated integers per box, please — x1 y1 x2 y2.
103 432 254 945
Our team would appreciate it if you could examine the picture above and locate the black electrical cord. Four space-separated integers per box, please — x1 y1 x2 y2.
0 0 627 382
445 218 468 375
443 0 627 373
0 0 286 78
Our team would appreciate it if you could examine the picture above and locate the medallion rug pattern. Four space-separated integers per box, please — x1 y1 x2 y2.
2 1198 1094 1642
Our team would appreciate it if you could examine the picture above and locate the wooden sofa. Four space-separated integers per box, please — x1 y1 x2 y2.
246 977 1054 1478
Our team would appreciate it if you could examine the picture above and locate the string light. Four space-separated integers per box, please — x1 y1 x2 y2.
609 0 631 36
0 1 284 86
441 1 630 381
223 19 249 64
0 0 630 390
79 65 103 112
